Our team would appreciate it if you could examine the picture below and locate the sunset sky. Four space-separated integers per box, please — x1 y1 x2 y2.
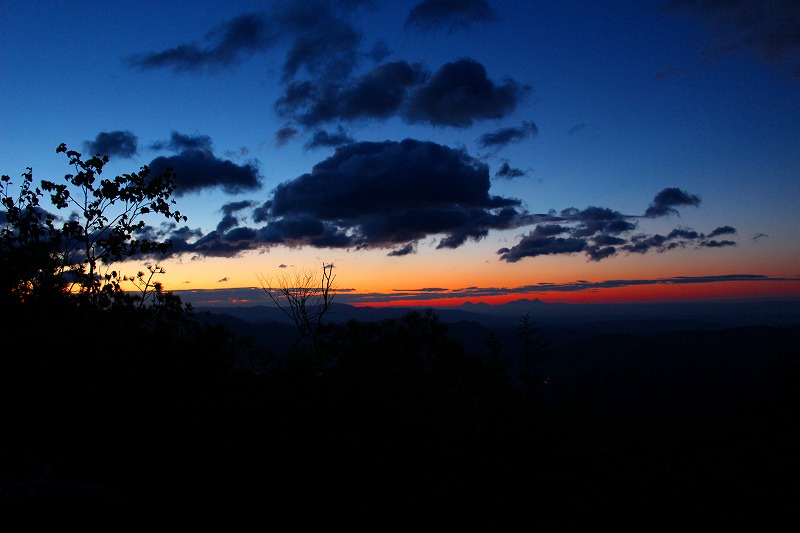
2 0 799 307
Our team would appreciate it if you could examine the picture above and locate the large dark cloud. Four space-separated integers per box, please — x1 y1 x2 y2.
497 188 733 262
268 139 525 248
275 57 526 130
275 60 428 126
405 0 498 32
83 130 138 158
403 58 530 127
149 167 735 263
664 0 800 77
147 132 261 196
159 139 533 258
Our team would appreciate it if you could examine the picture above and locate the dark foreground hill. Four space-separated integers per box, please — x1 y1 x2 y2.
3 300 799 528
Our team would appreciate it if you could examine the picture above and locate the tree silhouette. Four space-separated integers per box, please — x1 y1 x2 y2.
256 262 336 361
1 144 187 313
516 311 549 398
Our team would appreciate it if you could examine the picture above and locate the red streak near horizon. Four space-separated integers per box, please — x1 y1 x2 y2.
350 280 800 308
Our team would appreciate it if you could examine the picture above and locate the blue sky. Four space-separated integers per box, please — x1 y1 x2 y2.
1 0 799 306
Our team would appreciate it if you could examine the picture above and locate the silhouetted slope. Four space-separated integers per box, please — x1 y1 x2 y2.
3 301 798 528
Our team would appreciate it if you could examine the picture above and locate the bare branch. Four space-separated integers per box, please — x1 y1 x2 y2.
256 262 337 358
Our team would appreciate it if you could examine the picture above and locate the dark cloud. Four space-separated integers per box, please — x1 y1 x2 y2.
276 57 528 130
267 139 526 247
388 243 416 256
125 1 365 80
216 201 255 232
702 239 736 248
568 123 587 136
707 225 736 238
563 206 637 237
478 121 538 149
278 0 362 81
403 58 530 127
584 245 618 261
338 61 428 120
405 0 498 32
163 174 729 263
276 60 428 126
126 4 525 135
497 236 588 262
593 234 627 246
271 139 514 217
275 126 299 147
224 146 250 158
367 40 392 62
147 132 262 196
150 131 213 152
667 228 700 240
531 224 570 237
622 233 669 255
496 188 732 263
159 139 531 258
394 287 448 293
305 127 355 149
83 130 138 158
494 162 527 179
644 187 701 217
664 0 800 77
125 13 273 73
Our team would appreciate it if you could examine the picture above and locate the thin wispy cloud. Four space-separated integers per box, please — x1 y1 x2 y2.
664 0 800 78
494 162 528 180
125 13 273 73
379 274 798 302
305 127 356 149
478 121 538 150
404 0 498 33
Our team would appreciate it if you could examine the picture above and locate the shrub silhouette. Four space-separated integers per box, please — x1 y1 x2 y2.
2 144 186 311
0 145 239 519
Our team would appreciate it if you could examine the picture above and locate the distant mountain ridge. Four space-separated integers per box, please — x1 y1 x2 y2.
194 297 800 329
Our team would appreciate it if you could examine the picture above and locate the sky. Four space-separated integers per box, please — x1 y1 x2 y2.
1 0 799 307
